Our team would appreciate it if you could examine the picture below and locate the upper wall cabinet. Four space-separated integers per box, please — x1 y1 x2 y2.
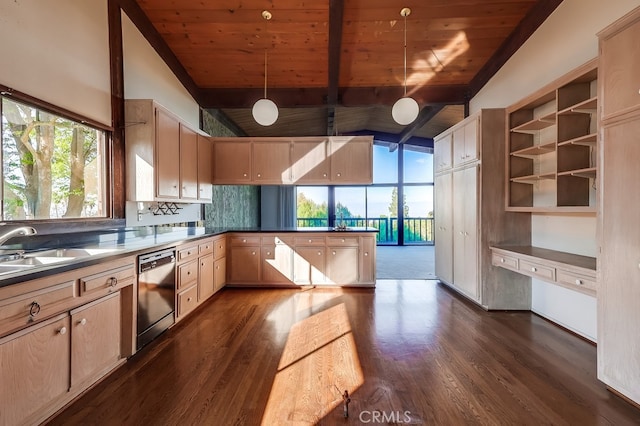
125 99 212 203
211 136 373 186
506 59 598 213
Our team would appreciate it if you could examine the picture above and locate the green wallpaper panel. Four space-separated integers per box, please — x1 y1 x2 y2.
201 110 260 228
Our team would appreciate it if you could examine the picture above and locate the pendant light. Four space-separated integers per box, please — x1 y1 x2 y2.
391 7 419 125
252 10 279 126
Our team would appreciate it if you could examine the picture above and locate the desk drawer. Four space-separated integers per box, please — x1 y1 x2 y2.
177 260 198 290
294 236 325 246
556 269 596 291
177 285 198 318
519 259 555 281
491 253 518 270
230 236 261 246
178 245 198 263
198 239 214 256
326 236 359 246
213 237 227 260
80 264 135 296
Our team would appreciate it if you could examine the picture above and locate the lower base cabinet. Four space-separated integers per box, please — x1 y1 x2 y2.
0 314 70 426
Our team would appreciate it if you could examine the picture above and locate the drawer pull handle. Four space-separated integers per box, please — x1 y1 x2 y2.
364 252 368 256
109 277 118 287
58 326 67 335
243 173 248 177
79 318 87 326
187 297 192 302
29 301 41 317
531 267 537 272
242 239 247 243
317 251 322 256
500 258 505 263
333 251 337 255
267 251 271 256
252 251 256 256
341 239 345 243
323 173 327 177
308 239 312 243
336 172 341 177
575 279 583 285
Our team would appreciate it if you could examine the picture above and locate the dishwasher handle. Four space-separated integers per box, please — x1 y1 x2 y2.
139 249 176 273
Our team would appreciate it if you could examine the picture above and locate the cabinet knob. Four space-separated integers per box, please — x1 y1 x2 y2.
308 239 312 243
364 252 368 256
243 173 248 177
251 251 256 255
79 318 87 326
242 239 247 243
216 265 219 270
332 251 336 255
323 173 327 177
575 279 583 285
187 297 192 302
317 251 322 256
109 277 118 287
531 267 537 272
29 301 41 317
58 326 67 335
201 262 205 266
500 258 505 263
187 271 191 275
336 173 341 177
267 251 271 256
257 173 262 178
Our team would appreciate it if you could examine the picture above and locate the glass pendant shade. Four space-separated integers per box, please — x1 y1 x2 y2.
252 98 279 126
392 96 419 125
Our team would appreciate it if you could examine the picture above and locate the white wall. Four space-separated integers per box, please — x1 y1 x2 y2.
470 0 640 341
0 0 111 126
122 12 200 130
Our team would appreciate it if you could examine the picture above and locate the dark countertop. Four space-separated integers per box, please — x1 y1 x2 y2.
0 225 378 287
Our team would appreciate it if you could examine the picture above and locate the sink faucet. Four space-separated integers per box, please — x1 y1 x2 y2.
0 226 37 246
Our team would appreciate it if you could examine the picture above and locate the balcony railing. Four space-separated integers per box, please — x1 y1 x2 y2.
296 217 434 245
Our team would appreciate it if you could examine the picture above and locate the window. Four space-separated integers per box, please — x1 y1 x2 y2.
296 186 328 227
1 97 107 220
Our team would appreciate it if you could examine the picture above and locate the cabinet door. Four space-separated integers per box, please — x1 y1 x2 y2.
179 124 198 200
329 137 373 183
214 257 226 293
434 134 452 173
261 245 294 283
70 293 121 389
359 236 376 284
197 134 213 202
0 315 70 426
435 172 453 284
229 246 260 282
598 118 640 403
253 140 292 184
326 247 359 284
600 14 640 120
452 166 479 300
198 253 215 302
293 246 326 284
452 125 466 168
214 140 252 183
155 108 181 199
464 117 479 163
291 138 330 183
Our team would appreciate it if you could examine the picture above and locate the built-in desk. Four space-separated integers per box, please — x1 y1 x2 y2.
490 245 596 297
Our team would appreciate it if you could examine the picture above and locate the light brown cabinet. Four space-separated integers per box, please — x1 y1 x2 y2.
179 124 199 200
434 133 453 173
434 109 530 309
212 136 373 185
213 139 252 183
125 99 212 202
213 235 227 293
506 60 598 212
252 139 292 184
227 232 376 287
291 137 330 184
597 6 640 406
0 314 70 426
197 134 213 202
70 292 121 390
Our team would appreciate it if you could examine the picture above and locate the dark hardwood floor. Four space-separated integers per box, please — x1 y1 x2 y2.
49 280 640 425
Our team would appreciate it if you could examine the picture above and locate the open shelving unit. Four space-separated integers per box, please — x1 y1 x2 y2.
506 59 598 212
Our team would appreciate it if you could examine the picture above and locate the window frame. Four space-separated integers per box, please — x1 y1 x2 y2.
0 85 120 227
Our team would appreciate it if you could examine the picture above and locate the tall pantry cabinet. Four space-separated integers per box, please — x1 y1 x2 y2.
434 109 530 309
597 6 640 406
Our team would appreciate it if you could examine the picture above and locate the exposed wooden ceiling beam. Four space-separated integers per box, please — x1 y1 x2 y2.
199 85 468 109
326 0 344 136
468 0 564 98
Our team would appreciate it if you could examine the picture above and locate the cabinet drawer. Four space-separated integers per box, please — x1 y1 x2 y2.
492 253 518 270
198 239 214 256
556 269 596 291
177 285 198 318
177 260 198 289
519 259 555 281
80 264 135 296
327 236 359 246
0 280 76 337
294 236 325 246
178 245 198 263
295 237 325 246
213 237 226 260
262 235 294 246
230 236 261 246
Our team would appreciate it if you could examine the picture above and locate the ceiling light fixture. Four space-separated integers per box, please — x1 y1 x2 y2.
252 10 278 126
391 7 419 125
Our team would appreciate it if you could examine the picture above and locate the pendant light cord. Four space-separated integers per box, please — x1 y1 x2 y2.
264 49 268 99
403 10 408 96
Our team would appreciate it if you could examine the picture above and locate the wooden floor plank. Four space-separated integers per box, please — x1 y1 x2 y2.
48 281 640 425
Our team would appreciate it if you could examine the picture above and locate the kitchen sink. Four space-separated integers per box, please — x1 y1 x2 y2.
0 247 120 276
24 248 119 258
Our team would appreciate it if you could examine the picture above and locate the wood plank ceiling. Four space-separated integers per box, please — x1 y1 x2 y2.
126 0 562 142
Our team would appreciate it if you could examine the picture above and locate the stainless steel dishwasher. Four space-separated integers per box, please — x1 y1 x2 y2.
137 248 176 350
